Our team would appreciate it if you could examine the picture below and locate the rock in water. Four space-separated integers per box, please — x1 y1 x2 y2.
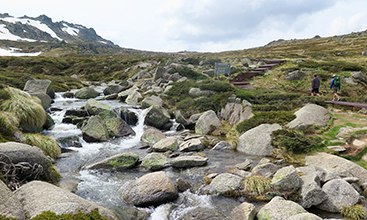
14 181 118 219
23 79 55 99
123 171 178 207
195 110 221 135
75 87 100 99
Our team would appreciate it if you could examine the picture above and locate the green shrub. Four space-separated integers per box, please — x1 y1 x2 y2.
24 133 61 160
235 89 304 112
198 80 235 93
271 129 325 153
236 111 296 134
31 210 110 220
169 67 207 80
298 60 365 73
341 204 367 220
176 92 232 118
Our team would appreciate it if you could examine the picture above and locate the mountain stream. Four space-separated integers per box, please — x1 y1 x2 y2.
44 87 344 219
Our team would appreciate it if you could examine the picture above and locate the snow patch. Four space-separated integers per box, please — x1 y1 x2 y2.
1 17 63 41
62 23 79 36
0 24 37 42
0 47 42 56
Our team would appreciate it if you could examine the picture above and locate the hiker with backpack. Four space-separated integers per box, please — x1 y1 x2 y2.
330 74 341 101
311 74 321 97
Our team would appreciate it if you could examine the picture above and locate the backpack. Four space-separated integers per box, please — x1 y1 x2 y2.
334 76 340 87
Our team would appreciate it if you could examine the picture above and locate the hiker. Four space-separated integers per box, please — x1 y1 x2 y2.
330 74 340 101
311 74 321 97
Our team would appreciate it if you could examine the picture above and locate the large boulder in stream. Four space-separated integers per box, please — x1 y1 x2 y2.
317 179 359 213
125 90 143 105
0 142 53 181
144 106 171 130
82 115 109 142
23 79 55 99
14 181 118 220
0 179 26 220
75 87 100 99
140 127 166 147
104 117 136 138
257 196 312 220
286 104 330 130
103 83 125 95
141 153 168 171
123 171 178 207
152 137 178 152
170 155 208 168
141 95 163 108
237 123 282 156
179 138 204 152
117 85 139 102
306 152 367 184
87 153 139 171
271 165 302 192
29 92 53 109
182 207 225 220
298 173 327 209
195 110 221 135
229 202 256 220
85 99 116 119
203 173 243 195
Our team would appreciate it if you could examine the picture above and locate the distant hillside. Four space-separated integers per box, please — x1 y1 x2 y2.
0 13 167 56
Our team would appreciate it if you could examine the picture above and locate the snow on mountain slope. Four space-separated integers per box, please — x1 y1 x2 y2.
1 16 63 41
62 23 79 36
0 47 41 56
0 24 37 42
0 13 132 55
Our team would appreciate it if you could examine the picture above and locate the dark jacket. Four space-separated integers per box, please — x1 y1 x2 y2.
312 77 320 89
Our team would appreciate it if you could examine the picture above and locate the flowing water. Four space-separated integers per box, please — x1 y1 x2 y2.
44 87 344 219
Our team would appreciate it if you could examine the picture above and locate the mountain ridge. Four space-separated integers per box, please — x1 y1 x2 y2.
0 13 167 56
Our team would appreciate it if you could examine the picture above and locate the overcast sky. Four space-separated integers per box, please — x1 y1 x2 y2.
2 0 367 52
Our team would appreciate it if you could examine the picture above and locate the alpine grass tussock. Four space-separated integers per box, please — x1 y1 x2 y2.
0 112 19 139
23 133 61 160
341 205 367 220
243 175 271 197
1 97 46 131
5 87 33 100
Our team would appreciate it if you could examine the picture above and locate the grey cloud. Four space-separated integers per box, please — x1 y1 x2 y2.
167 0 337 43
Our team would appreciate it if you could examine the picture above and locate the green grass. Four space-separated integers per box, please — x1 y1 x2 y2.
271 129 325 154
23 133 61 159
341 205 367 220
31 210 110 220
236 111 296 134
0 214 17 220
0 112 19 139
297 60 365 73
168 67 207 80
1 97 46 131
243 175 271 197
